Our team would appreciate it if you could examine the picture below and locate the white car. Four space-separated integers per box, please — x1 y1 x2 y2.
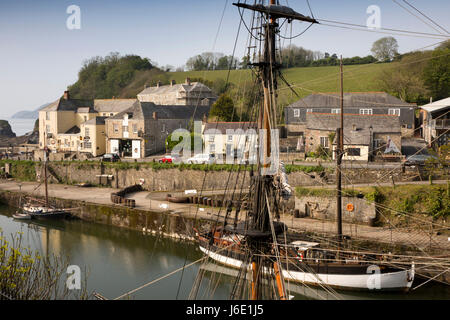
185 153 216 164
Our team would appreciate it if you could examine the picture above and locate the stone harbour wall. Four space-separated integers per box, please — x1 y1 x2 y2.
295 195 377 225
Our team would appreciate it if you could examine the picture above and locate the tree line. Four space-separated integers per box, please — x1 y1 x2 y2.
185 46 378 71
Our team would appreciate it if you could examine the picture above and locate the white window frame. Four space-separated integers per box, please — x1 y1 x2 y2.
293 109 300 117
306 108 313 113
331 109 340 114
388 108 400 116
319 136 329 148
113 124 119 133
227 135 233 142
208 135 215 142
359 109 373 115
132 123 138 134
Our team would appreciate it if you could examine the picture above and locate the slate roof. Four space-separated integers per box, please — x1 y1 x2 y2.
77 107 96 114
41 98 93 112
288 92 415 109
93 99 138 113
64 126 80 134
84 116 107 126
306 113 401 134
106 101 211 121
203 122 258 134
137 82 215 96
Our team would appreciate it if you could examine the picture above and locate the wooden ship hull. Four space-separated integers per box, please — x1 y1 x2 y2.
197 234 415 292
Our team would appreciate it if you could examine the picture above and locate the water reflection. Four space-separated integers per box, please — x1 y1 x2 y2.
0 205 449 300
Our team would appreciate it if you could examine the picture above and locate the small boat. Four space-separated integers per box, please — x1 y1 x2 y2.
21 144 70 220
26 206 68 219
13 212 32 220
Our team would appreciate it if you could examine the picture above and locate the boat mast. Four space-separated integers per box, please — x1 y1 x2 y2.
233 1 318 300
336 56 344 241
44 131 49 208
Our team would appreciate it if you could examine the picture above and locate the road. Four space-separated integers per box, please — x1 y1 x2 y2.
1 179 448 251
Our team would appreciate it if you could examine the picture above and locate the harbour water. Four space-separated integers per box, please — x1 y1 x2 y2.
0 205 448 300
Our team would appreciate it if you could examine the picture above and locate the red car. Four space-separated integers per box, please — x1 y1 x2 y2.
158 155 179 163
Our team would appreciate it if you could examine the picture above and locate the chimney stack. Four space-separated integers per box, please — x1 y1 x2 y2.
63 90 70 100
185 77 191 85
152 112 158 120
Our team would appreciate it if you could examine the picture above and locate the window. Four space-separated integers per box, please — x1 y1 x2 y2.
208 135 215 142
209 144 215 153
46 112 50 120
293 109 300 117
85 127 90 137
388 109 400 116
113 124 119 133
359 109 373 115
228 135 233 142
110 113 114 117
132 124 138 134
84 142 92 149
331 109 340 114
347 148 361 156
84 116 87 122
306 109 313 113
46 125 51 133
122 126 128 132
319 136 329 148
373 139 382 149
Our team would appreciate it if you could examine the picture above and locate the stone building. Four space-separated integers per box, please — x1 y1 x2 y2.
137 78 217 107
38 90 136 156
285 92 416 138
305 113 402 162
105 101 210 158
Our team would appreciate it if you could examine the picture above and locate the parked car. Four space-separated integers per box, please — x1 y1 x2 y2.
404 154 437 166
158 155 180 164
185 153 216 164
101 153 120 162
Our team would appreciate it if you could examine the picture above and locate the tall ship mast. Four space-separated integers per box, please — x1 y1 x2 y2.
193 1 415 300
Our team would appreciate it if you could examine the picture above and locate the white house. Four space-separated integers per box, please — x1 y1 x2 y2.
202 122 258 162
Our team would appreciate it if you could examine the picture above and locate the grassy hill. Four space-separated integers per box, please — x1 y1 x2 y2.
167 62 395 106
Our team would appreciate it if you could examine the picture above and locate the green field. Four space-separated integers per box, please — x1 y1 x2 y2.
169 62 396 106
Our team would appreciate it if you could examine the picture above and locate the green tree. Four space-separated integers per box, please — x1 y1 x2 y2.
371 37 399 62
423 45 450 100
378 51 431 103
209 94 235 121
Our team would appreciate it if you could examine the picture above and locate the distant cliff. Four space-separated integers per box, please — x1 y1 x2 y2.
11 103 51 119
0 120 16 138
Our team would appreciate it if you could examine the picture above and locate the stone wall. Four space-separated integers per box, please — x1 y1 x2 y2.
295 195 377 225
3 160 425 192
43 163 322 191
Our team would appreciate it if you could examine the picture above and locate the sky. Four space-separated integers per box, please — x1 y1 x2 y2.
0 0 448 118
